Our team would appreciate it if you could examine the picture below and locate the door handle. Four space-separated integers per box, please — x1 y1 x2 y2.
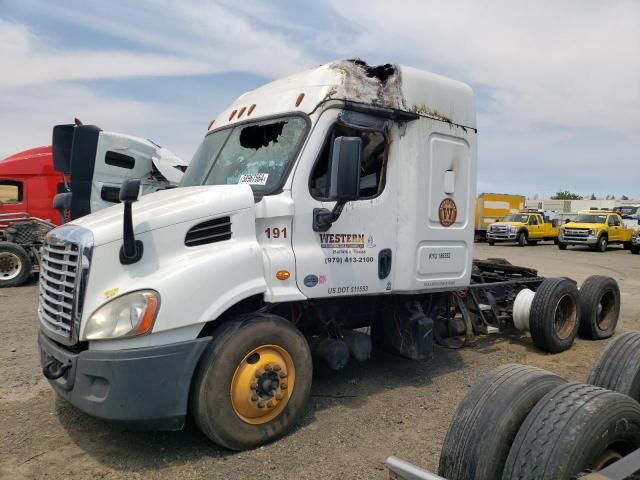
378 249 392 279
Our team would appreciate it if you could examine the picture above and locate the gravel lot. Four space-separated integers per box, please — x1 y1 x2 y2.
1 243 638 480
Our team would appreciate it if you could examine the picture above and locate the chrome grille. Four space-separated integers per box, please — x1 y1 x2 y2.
38 241 80 339
490 225 509 233
563 228 590 242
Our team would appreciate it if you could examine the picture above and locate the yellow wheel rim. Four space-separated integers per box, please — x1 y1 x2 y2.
230 345 295 425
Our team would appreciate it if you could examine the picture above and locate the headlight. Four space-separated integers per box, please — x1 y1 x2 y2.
589 229 596 235
84 290 159 340
510 226 519 233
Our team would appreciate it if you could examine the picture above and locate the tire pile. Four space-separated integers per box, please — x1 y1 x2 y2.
438 332 640 479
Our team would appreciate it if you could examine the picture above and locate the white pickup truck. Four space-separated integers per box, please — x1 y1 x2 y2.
37 60 617 450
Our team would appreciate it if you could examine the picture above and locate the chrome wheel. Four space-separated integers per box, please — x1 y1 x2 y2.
0 252 22 281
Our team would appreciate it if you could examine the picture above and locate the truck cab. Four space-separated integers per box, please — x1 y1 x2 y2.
37 60 481 449
0 146 63 224
559 210 632 252
487 210 559 246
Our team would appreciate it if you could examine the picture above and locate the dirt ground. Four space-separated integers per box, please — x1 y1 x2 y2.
1 243 638 480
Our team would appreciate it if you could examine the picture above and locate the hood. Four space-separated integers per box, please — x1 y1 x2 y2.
70 184 254 246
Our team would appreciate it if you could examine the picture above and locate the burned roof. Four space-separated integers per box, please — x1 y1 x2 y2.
215 59 476 131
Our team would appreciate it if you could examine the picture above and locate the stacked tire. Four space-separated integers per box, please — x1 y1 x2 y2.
439 335 640 480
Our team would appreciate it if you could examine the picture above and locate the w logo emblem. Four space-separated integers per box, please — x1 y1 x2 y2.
438 198 458 227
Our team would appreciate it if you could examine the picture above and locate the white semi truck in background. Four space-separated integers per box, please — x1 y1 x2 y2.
37 60 620 450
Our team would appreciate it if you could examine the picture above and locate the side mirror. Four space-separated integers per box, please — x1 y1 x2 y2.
312 137 362 232
119 178 141 202
329 136 361 202
119 179 143 265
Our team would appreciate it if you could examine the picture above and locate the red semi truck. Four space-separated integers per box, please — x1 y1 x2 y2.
0 122 187 287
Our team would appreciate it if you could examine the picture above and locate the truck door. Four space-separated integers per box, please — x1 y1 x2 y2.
290 109 397 298
607 215 622 241
528 215 541 238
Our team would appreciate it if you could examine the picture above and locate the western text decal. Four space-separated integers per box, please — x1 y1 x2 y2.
319 233 365 249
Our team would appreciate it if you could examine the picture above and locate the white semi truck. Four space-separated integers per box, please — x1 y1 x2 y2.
37 60 619 450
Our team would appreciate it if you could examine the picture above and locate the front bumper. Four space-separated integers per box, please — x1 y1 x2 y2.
38 331 211 429
486 232 518 241
558 235 598 246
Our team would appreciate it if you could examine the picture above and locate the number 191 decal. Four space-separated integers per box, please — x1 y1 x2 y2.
265 227 287 239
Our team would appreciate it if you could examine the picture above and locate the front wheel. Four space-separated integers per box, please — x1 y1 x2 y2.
596 235 608 252
0 242 32 288
632 245 640 255
191 314 312 450
517 232 527 247
488 241 495 246
558 242 567 250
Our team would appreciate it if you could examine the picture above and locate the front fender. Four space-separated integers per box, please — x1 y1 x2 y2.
79 207 266 342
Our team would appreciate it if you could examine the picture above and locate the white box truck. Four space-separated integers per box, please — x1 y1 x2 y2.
37 60 619 450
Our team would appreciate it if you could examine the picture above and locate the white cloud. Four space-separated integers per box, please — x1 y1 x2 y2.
0 20 214 88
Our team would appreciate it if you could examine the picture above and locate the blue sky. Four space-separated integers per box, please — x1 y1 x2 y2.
1 0 639 199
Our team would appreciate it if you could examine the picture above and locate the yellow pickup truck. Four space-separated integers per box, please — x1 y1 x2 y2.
631 227 640 255
558 211 633 252
487 211 559 247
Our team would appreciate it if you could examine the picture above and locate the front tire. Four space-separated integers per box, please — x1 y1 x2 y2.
596 235 608 252
558 242 567 250
517 232 527 247
529 278 580 353
488 240 495 246
0 242 32 288
631 245 639 254
191 313 312 450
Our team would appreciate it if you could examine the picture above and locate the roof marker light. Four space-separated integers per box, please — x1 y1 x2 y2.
248 104 256 116
295 93 305 107
229 110 238 121
237 106 247 119
207 119 215 130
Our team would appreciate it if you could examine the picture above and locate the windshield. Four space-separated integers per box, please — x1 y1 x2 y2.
502 214 529 223
573 214 607 224
180 116 308 195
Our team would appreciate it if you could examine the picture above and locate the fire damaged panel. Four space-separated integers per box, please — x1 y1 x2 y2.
330 59 407 111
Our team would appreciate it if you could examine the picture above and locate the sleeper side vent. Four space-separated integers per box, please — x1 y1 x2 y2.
185 216 232 247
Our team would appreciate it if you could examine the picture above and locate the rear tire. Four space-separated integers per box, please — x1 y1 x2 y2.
529 278 580 353
517 232 527 247
596 235 608 252
191 313 312 450
578 276 620 339
0 242 32 288
438 364 566 480
588 332 640 402
502 383 640 480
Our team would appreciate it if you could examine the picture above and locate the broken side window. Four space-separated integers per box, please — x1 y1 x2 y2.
309 124 387 200
181 116 308 194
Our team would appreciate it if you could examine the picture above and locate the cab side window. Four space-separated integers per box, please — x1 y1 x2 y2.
0 180 23 203
309 123 387 200
608 215 620 226
529 216 539 225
